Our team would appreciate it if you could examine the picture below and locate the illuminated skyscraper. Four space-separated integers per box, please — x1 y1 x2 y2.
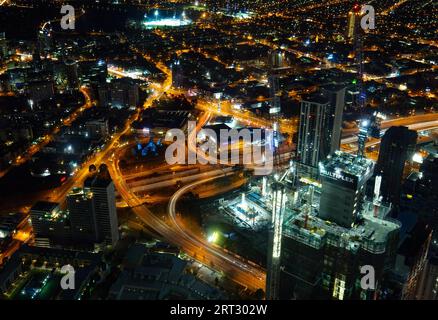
64 59 80 90
297 87 345 179
268 49 284 116
321 84 346 155
84 175 119 246
375 126 417 209
67 187 98 243
347 5 362 44
0 32 7 59
171 59 184 88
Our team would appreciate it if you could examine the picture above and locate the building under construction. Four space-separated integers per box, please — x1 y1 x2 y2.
278 151 400 300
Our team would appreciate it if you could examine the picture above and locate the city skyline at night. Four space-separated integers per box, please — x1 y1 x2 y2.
0 0 437 305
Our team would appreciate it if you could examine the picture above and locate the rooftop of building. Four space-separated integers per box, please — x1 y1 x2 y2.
110 243 225 300
422 142 438 157
30 201 59 213
301 92 329 105
0 212 27 235
84 175 113 189
320 151 374 180
132 108 190 130
320 83 346 93
30 201 70 223
283 199 400 254
67 187 93 199
0 245 103 298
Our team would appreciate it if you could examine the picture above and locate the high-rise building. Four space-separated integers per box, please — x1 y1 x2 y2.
394 221 433 300
27 80 54 105
321 85 345 154
268 49 284 116
97 83 110 107
280 152 400 300
171 60 184 88
29 201 71 247
84 175 119 246
64 59 80 90
319 151 374 228
297 87 345 179
346 5 362 44
0 32 7 59
67 187 98 243
415 243 438 300
402 151 438 238
375 126 417 208
110 78 139 109
297 94 330 178
37 27 53 55
97 78 139 109
85 119 109 139
281 199 400 299
79 60 108 85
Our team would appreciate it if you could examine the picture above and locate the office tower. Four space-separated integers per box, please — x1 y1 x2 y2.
85 119 109 139
27 80 54 105
64 59 80 89
297 94 329 178
29 201 71 247
415 243 438 300
394 222 433 300
268 49 283 116
97 83 110 107
67 187 98 243
53 62 69 91
346 5 361 44
297 87 345 179
84 175 119 246
37 27 53 55
126 81 139 108
321 85 346 154
375 126 417 208
30 201 60 237
0 32 7 59
319 151 374 228
110 78 139 109
79 60 108 85
171 60 184 88
403 153 438 238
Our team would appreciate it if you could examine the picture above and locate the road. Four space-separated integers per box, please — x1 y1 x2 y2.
44 62 172 204
104 72 267 290
341 118 438 151
168 175 266 290
342 113 438 138
109 149 266 291
0 87 94 180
